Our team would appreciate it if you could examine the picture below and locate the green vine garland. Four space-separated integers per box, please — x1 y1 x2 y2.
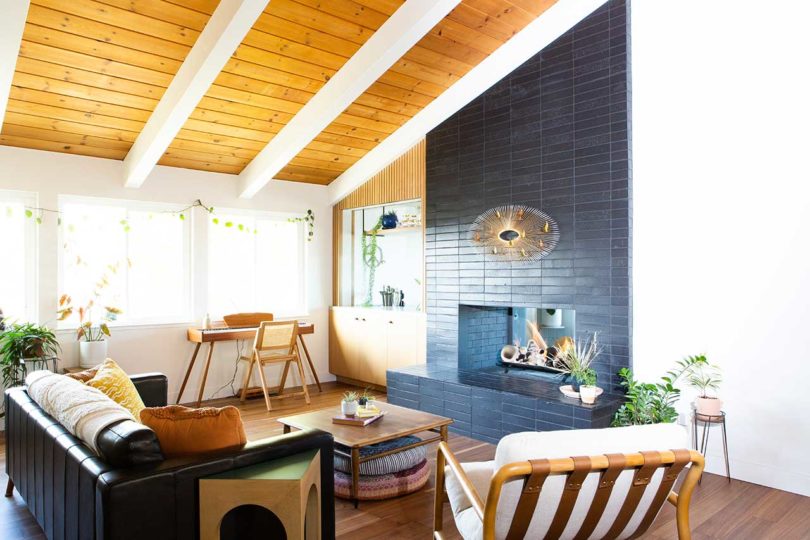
288 209 315 242
4 199 315 239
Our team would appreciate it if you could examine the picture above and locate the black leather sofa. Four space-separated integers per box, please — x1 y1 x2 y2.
4 373 335 539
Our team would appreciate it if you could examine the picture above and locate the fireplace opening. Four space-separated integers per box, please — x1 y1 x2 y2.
458 304 576 375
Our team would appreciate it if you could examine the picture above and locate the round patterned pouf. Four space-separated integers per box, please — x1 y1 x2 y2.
334 435 427 476
334 459 429 501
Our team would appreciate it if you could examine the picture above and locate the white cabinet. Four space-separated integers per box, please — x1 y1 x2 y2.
329 307 425 387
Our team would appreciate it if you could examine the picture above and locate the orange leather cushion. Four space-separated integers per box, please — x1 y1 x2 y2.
139 405 247 458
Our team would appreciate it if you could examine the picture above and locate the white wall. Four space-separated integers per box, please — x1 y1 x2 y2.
0 145 334 408
632 1 810 495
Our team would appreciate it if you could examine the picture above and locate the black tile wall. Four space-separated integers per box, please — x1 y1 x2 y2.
424 0 632 390
458 305 510 369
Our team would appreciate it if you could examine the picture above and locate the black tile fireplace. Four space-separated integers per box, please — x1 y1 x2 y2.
387 0 632 441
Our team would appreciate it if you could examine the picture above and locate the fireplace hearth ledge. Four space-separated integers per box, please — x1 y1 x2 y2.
386 365 624 444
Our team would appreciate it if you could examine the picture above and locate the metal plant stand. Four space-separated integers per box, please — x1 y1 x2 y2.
692 411 730 484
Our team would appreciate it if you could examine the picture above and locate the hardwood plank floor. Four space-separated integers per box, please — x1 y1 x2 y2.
2 381 809 539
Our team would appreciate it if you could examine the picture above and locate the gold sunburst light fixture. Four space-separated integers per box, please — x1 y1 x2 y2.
470 205 560 261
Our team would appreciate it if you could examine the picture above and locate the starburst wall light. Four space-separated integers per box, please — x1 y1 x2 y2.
470 205 560 262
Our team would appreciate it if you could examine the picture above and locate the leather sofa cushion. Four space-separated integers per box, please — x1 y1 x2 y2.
140 405 246 457
86 359 146 419
96 419 164 468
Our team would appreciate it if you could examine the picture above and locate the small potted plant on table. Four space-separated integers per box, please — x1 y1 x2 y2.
688 357 723 416
341 391 359 417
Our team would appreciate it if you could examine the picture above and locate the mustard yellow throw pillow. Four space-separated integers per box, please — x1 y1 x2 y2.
86 359 145 419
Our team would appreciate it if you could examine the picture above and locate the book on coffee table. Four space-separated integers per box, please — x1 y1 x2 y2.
332 411 385 426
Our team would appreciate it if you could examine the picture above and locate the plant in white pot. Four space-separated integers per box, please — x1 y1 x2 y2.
688 358 723 416
341 391 359 417
57 294 122 368
579 370 599 404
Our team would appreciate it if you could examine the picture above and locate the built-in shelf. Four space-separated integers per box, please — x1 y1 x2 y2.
363 226 422 236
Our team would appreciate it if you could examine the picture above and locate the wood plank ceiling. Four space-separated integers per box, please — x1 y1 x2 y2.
0 0 556 186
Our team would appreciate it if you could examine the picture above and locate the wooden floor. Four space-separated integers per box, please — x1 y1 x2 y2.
2 381 809 539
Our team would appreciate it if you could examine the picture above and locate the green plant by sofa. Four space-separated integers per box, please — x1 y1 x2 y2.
612 355 708 426
0 322 61 389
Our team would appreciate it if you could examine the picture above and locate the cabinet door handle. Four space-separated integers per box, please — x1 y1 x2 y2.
389 321 394 324
361 318 366 321
354 317 359 321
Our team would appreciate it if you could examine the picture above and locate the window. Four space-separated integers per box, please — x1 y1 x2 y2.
59 197 191 326
208 211 306 318
0 190 38 322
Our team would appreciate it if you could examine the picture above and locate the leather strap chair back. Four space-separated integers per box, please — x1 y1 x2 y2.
435 442 704 540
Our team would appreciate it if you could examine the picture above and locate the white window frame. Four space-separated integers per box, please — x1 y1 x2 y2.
57 195 193 328
207 207 308 319
0 189 39 322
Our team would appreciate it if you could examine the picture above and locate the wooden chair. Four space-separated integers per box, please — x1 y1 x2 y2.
239 320 311 411
223 312 274 328
434 424 705 540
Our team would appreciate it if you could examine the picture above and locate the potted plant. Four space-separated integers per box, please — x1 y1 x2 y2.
0 322 61 390
381 210 398 230
358 388 376 409
57 294 122 368
579 370 599 404
612 355 709 426
540 308 563 328
558 332 602 392
341 391 359 417
688 358 723 416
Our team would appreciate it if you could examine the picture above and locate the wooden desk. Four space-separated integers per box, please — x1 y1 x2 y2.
178 322 320 407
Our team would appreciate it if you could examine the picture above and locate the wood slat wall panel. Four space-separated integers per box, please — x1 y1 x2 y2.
331 140 426 305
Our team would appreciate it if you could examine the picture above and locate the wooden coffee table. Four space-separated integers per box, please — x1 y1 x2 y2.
278 403 453 506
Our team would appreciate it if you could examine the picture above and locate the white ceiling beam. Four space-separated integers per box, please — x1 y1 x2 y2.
328 0 608 205
238 0 461 199
123 0 268 188
0 0 30 130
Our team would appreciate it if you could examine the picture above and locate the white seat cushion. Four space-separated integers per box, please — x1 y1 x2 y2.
450 423 689 540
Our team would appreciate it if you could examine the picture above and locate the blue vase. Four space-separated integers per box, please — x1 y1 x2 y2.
381 213 398 229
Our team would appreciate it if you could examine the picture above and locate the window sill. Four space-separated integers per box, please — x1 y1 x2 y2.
56 320 194 335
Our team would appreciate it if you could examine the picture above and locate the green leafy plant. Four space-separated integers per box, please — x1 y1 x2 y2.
612 355 709 426
687 358 722 398
342 390 359 403
360 216 384 305
558 332 602 384
0 322 61 390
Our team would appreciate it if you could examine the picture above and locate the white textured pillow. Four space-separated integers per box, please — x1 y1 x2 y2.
25 370 134 452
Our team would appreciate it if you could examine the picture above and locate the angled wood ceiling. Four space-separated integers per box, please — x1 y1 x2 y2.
0 0 558 186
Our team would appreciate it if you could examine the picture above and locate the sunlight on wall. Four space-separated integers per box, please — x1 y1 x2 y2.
632 0 810 495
